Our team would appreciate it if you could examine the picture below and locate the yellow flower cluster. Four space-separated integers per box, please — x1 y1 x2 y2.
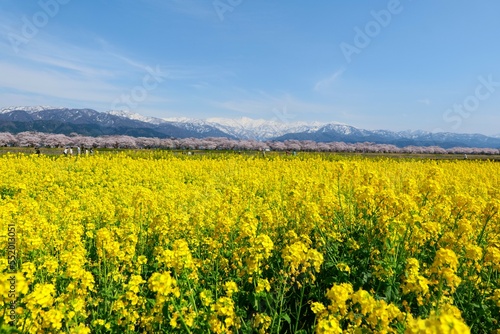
282 231 324 283
405 304 470 334
430 248 461 293
314 283 404 333
401 258 430 305
0 152 498 332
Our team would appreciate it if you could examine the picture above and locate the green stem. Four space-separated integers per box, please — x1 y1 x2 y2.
271 278 287 333
294 284 306 332
172 300 192 334
476 216 492 245
434 276 444 313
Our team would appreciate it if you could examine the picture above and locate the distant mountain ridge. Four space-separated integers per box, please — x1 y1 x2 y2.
164 116 326 140
0 107 231 139
274 124 500 149
1 106 499 149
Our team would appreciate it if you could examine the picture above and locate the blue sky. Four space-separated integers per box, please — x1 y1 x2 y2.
0 0 499 135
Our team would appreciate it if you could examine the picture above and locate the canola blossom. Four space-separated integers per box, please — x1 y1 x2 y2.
0 151 499 333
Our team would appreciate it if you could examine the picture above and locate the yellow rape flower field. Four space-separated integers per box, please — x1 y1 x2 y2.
1 151 499 333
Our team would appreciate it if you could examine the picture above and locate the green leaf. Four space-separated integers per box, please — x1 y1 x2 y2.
280 313 291 324
385 285 392 301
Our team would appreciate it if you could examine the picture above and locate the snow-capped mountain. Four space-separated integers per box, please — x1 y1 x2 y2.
164 116 326 140
106 110 165 125
275 125 500 149
0 107 231 139
0 106 63 114
1 106 500 148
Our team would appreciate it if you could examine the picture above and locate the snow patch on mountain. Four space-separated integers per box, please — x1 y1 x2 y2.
106 110 165 125
0 106 64 114
164 116 328 140
319 124 360 135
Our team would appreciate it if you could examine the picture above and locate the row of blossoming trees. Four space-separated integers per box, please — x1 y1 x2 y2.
0 131 498 155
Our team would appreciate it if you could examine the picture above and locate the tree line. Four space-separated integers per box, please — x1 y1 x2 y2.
0 131 498 155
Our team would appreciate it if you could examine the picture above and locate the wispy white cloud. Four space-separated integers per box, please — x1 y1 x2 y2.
0 61 119 102
22 52 117 79
314 67 345 92
0 40 163 111
417 98 431 105
0 18 230 113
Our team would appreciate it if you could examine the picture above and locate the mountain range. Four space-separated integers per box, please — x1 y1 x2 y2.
1 106 499 149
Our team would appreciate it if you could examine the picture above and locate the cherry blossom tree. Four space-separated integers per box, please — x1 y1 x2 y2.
16 132 41 147
43 134 71 148
284 140 301 152
268 141 287 151
159 138 175 149
0 132 17 146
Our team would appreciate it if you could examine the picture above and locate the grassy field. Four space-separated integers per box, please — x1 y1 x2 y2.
1 146 499 161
